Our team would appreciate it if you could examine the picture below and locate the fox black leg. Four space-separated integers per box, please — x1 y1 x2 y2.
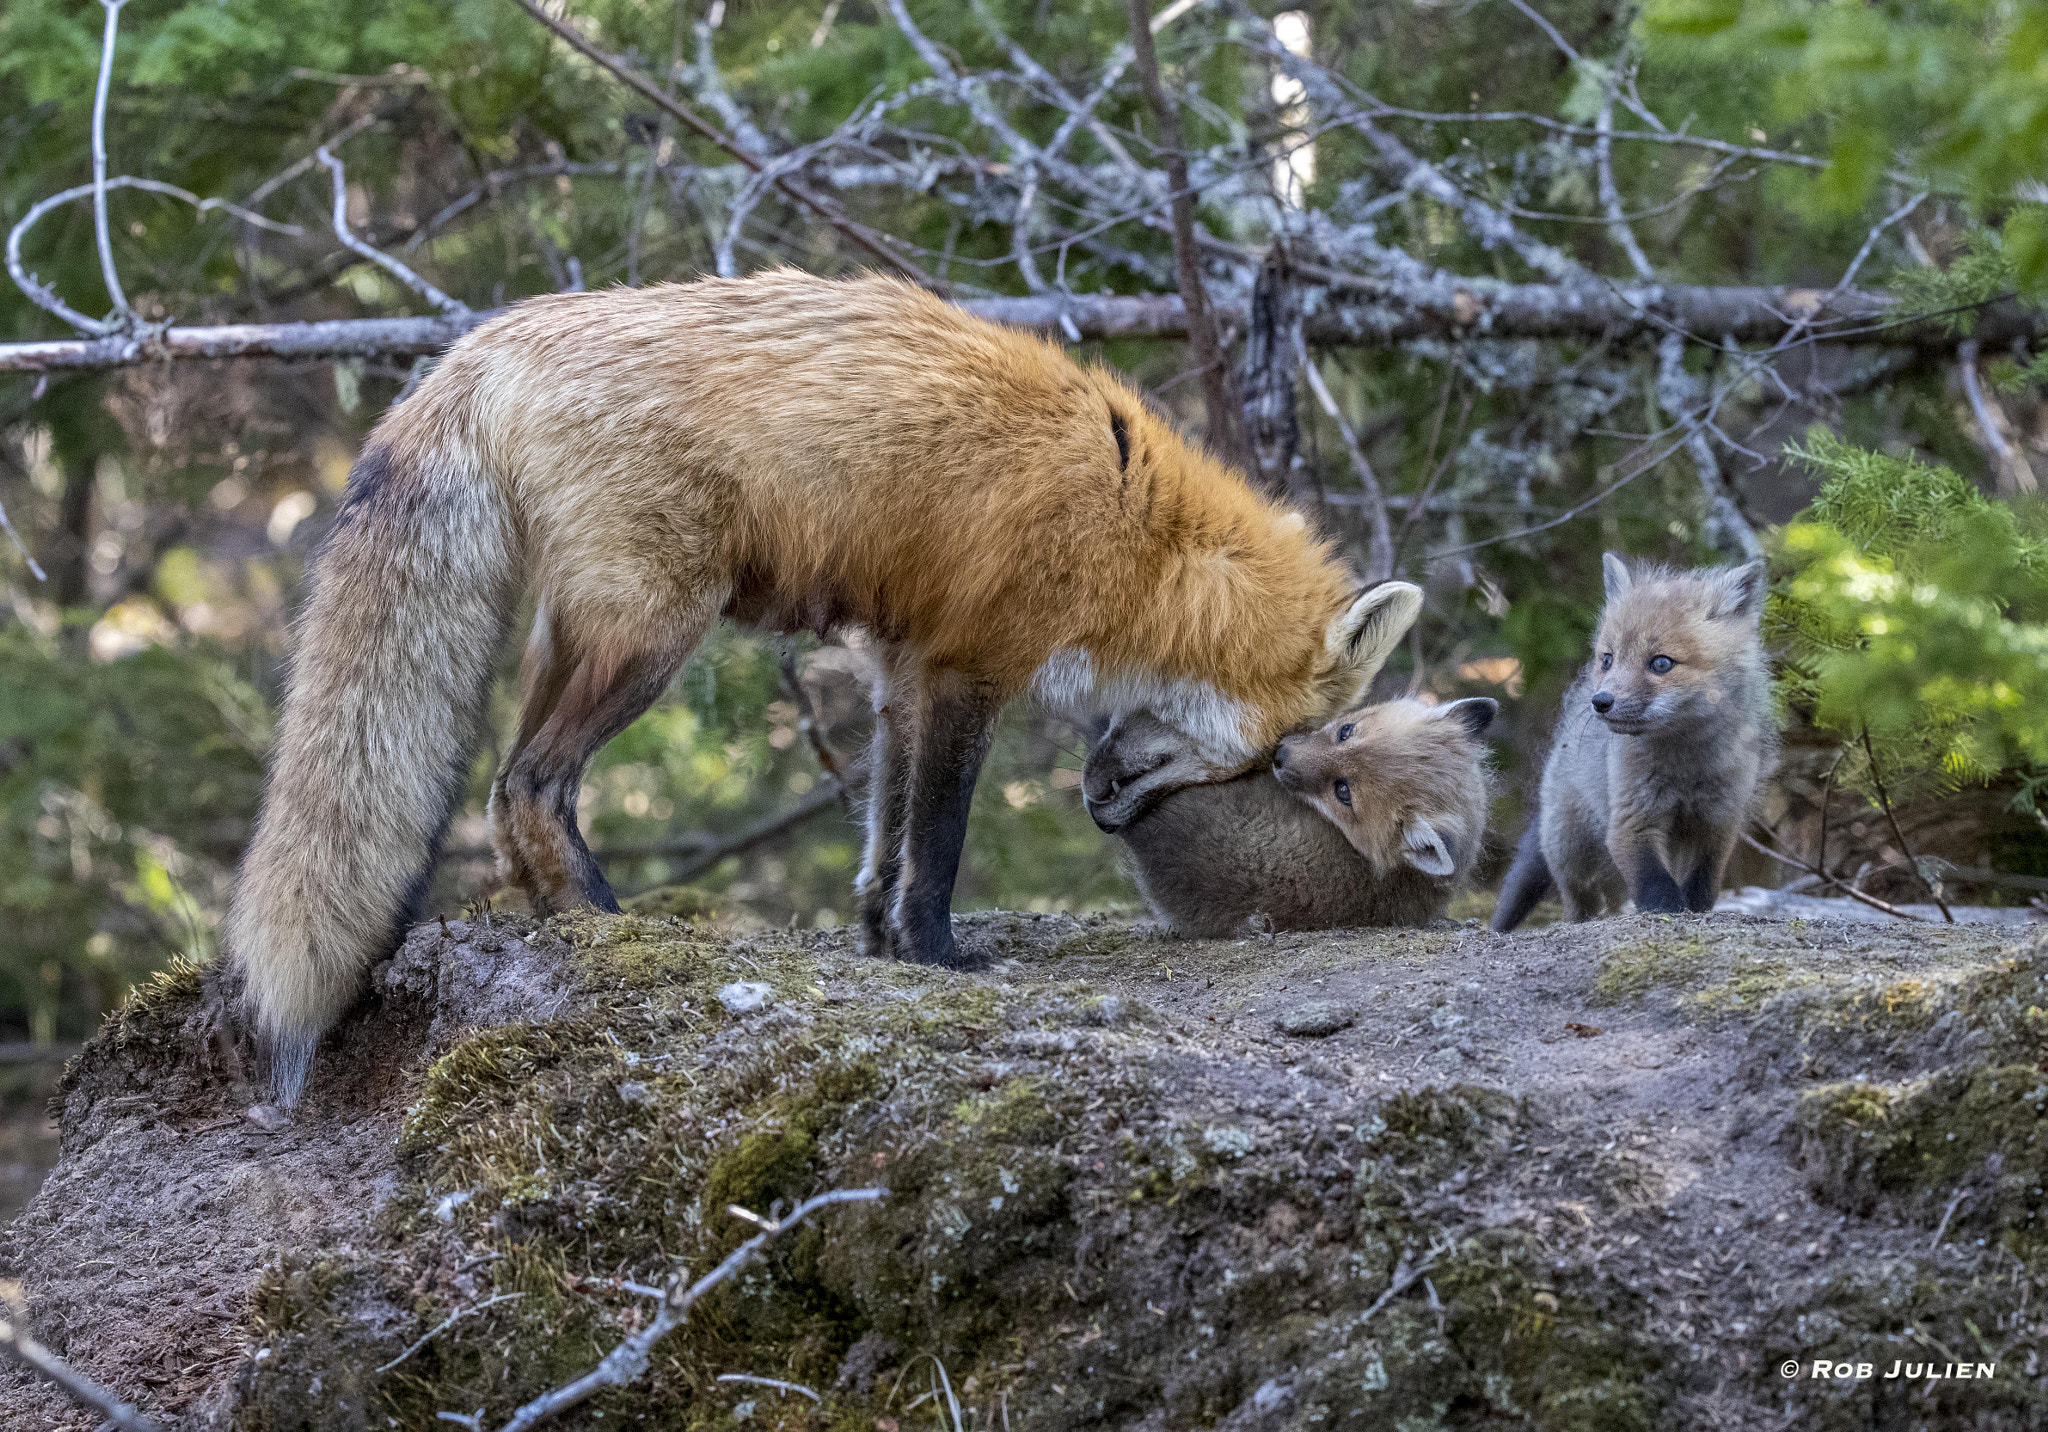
1680 857 1719 913
1629 851 1689 914
893 671 999 968
501 643 688 913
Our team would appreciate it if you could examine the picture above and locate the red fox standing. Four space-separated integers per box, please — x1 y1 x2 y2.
227 271 1401 1101
1490 553 1776 932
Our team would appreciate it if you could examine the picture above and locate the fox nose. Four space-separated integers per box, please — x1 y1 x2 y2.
1272 741 1290 772
1591 691 1615 714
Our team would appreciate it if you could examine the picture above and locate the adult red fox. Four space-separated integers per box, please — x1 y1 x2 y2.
227 271 1403 1100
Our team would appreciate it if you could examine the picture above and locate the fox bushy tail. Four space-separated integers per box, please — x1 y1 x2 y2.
1489 817 1553 933
225 436 518 1104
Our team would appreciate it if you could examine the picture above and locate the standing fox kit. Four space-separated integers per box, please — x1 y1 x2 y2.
229 271 1398 1100
1490 553 1776 932
1085 582 1498 935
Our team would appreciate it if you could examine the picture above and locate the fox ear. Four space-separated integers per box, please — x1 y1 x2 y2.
1327 581 1423 693
1401 816 1456 877
1438 697 1498 736
1715 559 1768 622
1602 552 1633 601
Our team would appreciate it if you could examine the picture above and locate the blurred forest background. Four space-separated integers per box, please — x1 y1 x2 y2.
2 0 2046 1197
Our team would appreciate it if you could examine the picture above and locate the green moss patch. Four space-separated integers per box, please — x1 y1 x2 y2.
226 914 1685 1432
1590 933 1713 1004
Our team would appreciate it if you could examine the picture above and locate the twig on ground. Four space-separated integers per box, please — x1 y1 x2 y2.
1357 1243 1441 1325
0 1312 165 1432
1860 730 1953 922
375 1293 526 1374
482 1188 884 1432
1739 830 1928 922
1930 1188 1972 1250
716 1374 823 1403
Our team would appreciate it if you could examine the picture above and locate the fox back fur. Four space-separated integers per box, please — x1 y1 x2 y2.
1490 552 1777 932
228 271 1395 1101
1089 697 1496 938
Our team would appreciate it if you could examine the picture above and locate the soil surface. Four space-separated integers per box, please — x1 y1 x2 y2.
3 905 2045 1431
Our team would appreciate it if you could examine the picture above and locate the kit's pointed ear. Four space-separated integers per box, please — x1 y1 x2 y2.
1715 559 1768 622
1438 697 1498 736
1602 551 1633 602
1401 815 1456 877
1326 581 1423 698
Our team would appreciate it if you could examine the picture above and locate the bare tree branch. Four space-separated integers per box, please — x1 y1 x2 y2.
508 0 937 291
9 178 306 336
1959 338 2037 494
316 146 471 318
1127 0 1253 472
1654 334 1761 562
5 284 2041 376
91 0 134 327
1301 349 1394 581
0 1310 166 1432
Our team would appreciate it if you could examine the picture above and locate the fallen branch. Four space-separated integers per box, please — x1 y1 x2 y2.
716 1373 823 1403
1738 830 1928 922
6 284 2036 375
0 1311 165 1432
483 1188 885 1432
375 1293 526 1375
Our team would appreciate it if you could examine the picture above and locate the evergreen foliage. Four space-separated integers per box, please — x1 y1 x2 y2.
1772 430 2048 808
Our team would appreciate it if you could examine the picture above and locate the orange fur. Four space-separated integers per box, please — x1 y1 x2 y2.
230 271 1380 1100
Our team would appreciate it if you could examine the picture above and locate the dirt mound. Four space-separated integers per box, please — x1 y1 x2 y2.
3 908 2044 1430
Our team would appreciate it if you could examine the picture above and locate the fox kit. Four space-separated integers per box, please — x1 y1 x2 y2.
1086 694 1496 936
228 271 1398 1101
1490 553 1776 932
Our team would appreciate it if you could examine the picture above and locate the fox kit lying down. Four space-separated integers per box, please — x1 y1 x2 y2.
1085 698 1497 937
1491 552 1776 932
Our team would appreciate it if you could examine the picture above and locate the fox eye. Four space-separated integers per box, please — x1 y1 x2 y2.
1648 654 1674 674
1337 723 1354 742
1333 778 1352 807
1599 652 1613 672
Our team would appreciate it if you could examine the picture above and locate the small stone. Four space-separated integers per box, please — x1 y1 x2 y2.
616 1081 653 1106
717 981 774 1015
244 1104 290 1132
1276 1000 1354 1038
1251 1378 1293 1413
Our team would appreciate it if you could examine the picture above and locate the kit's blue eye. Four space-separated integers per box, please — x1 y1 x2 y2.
1337 723 1354 742
1600 653 1613 672
1648 655 1674 675
1333 778 1352 807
